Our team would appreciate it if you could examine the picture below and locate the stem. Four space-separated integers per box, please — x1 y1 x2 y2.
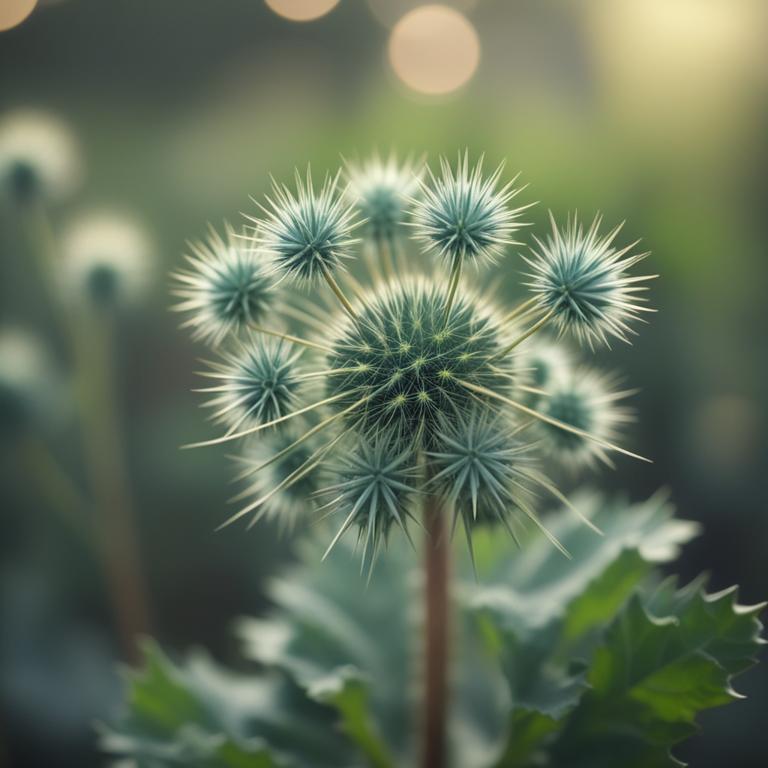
501 295 539 325
19 434 94 548
442 253 462 327
74 310 151 661
489 307 556 362
321 263 358 320
421 492 450 768
378 237 396 281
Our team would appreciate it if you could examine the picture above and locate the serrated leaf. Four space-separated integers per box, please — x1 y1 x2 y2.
462 493 699 766
104 640 354 768
467 491 698 637
551 586 765 765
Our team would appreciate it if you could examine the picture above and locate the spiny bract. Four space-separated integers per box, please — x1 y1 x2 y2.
199 337 302 432
525 213 655 348
320 437 417 572
411 153 528 267
256 168 359 285
179 152 653 567
539 367 633 469
172 224 274 345
345 153 422 247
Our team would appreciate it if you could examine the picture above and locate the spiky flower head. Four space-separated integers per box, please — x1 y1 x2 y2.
524 214 655 348
61 211 152 308
172 224 274 346
429 414 534 523
519 337 572 408
540 367 633 469
199 338 302 433
0 110 81 203
178 150 655 568
321 438 417 573
345 153 422 246
327 278 511 446
412 153 528 268
0 328 59 439
256 168 359 284
234 425 321 532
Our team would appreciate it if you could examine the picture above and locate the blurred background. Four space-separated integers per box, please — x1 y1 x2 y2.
0 0 766 766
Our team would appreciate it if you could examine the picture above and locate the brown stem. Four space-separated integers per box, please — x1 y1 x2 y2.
74 310 151 662
421 492 450 768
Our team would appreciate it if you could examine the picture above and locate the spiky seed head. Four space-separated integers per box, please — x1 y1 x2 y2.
345 153 422 245
200 338 302 432
0 328 59 439
540 367 632 469
322 437 417 571
172 224 274 346
256 168 359 284
519 338 572 407
61 211 152 307
0 110 81 203
327 278 511 446
411 153 527 267
524 214 654 348
238 425 320 531
428 414 537 530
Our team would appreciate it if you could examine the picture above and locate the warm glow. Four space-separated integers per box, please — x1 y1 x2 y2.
586 0 767 133
388 5 480 95
0 0 37 31
265 0 340 22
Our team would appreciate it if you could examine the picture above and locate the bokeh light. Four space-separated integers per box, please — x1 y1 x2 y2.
265 0 340 22
586 0 768 138
388 5 480 95
0 0 37 32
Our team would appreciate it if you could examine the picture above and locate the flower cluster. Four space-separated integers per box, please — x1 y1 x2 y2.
174 153 653 570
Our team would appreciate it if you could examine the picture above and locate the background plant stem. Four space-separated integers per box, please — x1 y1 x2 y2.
73 310 150 662
421 492 449 768
20 434 93 549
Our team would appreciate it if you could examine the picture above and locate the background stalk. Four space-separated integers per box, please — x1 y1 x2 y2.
73 309 150 661
421 491 450 768
20 434 93 548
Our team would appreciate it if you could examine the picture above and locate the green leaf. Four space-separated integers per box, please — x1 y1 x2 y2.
238 538 412 764
463 492 700 766
309 668 395 768
551 585 765 766
105 493 762 768
467 491 698 637
104 640 355 768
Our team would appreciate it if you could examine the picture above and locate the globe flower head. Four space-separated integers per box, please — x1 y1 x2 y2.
0 328 59 439
234 424 321 532
428 413 569 560
518 337 572 407
172 224 274 346
61 211 152 308
320 437 418 574
540 367 634 470
524 213 656 348
345 153 423 246
326 277 513 446
0 109 81 203
198 337 302 433
256 168 360 286
411 153 529 269
181 151 653 568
